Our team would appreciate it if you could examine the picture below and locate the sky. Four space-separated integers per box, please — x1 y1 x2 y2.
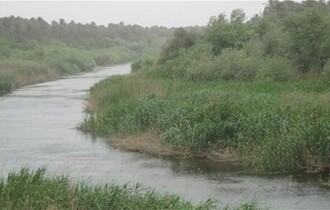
0 1 268 27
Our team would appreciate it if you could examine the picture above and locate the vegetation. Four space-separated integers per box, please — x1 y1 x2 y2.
0 15 265 208
150 0 330 81
0 16 174 95
0 168 210 209
82 0 330 175
81 69 330 173
0 168 264 210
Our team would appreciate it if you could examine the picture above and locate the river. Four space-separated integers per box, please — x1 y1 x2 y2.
0 64 329 209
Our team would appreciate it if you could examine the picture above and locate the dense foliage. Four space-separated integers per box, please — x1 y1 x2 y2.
0 16 174 94
82 0 330 175
0 16 173 46
155 0 330 81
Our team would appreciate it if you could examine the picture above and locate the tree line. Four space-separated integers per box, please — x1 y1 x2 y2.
0 16 174 44
155 0 330 81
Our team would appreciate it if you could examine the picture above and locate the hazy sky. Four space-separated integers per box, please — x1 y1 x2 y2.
0 1 268 27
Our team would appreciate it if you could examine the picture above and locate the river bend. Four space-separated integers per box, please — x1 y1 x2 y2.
0 64 329 209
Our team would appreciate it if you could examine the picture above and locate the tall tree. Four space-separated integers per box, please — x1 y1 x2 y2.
285 5 330 72
206 12 249 55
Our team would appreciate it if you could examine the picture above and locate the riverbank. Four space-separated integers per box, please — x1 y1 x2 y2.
0 16 174 96
81 3 330 175
81 71 330 175
108 131 239 162
0 168 219 210
0 42 135 96
0 64 273 209
0 168 267 210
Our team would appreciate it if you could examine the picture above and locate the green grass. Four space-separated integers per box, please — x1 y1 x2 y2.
0 168 263 210
81 71 330 174
0 40 138 95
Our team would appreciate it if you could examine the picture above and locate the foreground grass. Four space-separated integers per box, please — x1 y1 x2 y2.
81 71 330 174
0 168 263 210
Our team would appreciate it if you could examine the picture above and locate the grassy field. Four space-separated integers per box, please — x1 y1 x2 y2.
0 168 262 210
81 70 330 174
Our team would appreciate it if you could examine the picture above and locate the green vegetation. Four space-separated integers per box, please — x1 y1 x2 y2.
82 0 330 175
81 70 330 173
0 16 174 95
153 0 330 81
0 168 263 210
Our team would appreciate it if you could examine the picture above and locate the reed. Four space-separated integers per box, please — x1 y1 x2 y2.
0 168 262 210
81 71 330 174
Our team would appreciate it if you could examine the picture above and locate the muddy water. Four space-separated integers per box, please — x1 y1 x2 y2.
0 64 329 209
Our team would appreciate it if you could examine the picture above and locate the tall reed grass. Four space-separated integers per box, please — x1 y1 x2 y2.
81 71 330 174
0 168 262 210
0 168 211 209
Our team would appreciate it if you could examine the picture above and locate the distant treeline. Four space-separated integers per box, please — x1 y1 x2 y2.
0 16 176 94
0 16 174 44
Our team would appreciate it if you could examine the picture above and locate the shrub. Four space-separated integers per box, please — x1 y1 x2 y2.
158 28 197 64
258 56 294 82
131 55 157 72
216 49 259 81
185 57 218 81
0 75 12 94
321 58 330 79
164 42 214 80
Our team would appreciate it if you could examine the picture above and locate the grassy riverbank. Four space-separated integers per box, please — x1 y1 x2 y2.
0 41 135 95
81 71 330 174
81 1 330 175
0 16 173 95
0 168 262 210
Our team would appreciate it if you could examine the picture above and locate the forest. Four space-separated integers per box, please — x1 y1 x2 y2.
0 16 174 94
82 0 330 175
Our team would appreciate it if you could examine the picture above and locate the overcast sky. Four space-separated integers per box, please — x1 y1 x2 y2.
0 1 268 27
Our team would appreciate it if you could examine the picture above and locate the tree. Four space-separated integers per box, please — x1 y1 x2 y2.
263 0 302 19
230 8 245 23
206 12 249 55
158 28 196 64
285 6 330 73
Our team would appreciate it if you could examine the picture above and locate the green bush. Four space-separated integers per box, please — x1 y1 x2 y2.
258 56 294 82
42 44 96 74
158 28 196 64
0 75 12 94
163 42 214 80
216 49 259 81
185 57 218 81
131 55 157 72
321 58 330 79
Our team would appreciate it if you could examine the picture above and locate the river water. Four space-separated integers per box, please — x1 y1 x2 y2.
0 64 329 209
